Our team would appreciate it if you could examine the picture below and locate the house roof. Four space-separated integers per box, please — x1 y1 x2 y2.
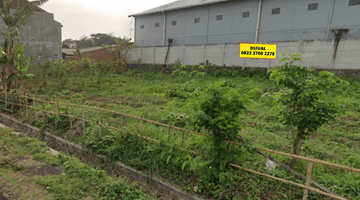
9 0 47 13
62 46 106 55
128 0 231 17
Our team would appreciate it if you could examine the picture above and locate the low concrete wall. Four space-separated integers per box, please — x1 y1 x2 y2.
128 39 360 70
0 113 203 200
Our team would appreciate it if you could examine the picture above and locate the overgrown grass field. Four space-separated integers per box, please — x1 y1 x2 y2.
3 64 360 199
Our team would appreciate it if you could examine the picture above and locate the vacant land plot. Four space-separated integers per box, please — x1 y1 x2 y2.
0 127 151 200
3 66 360 199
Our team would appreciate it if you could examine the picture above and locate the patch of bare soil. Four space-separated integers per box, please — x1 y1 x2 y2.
0 152 58 200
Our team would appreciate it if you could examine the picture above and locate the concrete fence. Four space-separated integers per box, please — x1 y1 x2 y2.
127 39 360 70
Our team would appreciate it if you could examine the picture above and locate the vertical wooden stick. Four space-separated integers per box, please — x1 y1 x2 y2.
25 96 28 117
82 107 85 135
57 100 61 116
41 101 45 111
11 94 14 112
33 96 37 119
97 103 102 137
68 107 73 130
19 95 22 112
53 102 57 123
181 131 185 147
302 162 314 200
121 115 124 133
167 126 171 143
5 92 7 109
139 116 143 149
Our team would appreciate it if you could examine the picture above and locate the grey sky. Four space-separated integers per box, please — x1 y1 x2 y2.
40 0 175 41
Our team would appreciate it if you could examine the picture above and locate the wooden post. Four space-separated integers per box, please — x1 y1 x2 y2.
25 96 28 117
19 95 22 112
167 126 171 143
53 102 57 123
82 107 85 135
181 130 185 147
41 101 45 111
121 115 124 133
5 92 7 109
97 103 102 137
11 94 13 112
33 96 37 119
68 107 73 130
139 116 143 149
302 162 314 200
57 100 61 116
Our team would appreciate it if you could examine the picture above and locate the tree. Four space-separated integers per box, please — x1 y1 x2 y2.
0 0 48 92
62 38 76 49
76 35 96 49
269 53 349 167
90 33 119 46
103 36 134 72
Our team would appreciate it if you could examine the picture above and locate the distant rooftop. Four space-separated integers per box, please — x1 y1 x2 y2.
128 0 231 17
62 46 106 55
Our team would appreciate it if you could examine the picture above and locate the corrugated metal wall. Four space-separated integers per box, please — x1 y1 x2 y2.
127 39 360 69
134 0 360 46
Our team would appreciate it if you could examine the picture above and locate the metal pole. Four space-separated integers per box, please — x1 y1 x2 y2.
134 18 137 43
326 0 335 41
163 12 167 46
182 45 185 64
205 5 210 44
222 43 226 66
255 0 263 43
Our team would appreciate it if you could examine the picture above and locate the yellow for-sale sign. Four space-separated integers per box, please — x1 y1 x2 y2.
239 43 277 59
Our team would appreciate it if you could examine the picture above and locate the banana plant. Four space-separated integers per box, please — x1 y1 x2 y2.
0 0 49 92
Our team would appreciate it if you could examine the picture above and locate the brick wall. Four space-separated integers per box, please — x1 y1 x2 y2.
69 48 117 63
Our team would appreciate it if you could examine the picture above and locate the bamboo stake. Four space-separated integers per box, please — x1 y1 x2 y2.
181 130 185 147
53 102 57 123
121 115 124 133
168 126 171 143
5 92 7 109
97 103 101 137
11 94 13 112
82 107 85 135
139 116 143 149
68 107 73 130
33 96 37 119
19 95 22 112
25 96 28 117
303 162 314 200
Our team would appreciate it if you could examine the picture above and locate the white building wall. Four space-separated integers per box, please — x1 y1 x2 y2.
128 38 360 70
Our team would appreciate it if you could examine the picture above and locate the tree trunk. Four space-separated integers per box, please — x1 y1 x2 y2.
290 127 303 168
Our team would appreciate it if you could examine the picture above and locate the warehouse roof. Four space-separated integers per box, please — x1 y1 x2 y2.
128 0 231 17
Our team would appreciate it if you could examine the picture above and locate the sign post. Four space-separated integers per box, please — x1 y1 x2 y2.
239 43 277 59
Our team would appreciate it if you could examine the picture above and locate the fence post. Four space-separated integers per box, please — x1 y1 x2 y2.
121 115 124 133
82 107 85 135
25 96 28 117
302 161 314 200
33 96 37 119
97 103 102 137
168 126 171 143
19 95 22 112
53 101 57 123
181 130 185 147
5 92 7 109
11 94 13 112
68 107 73 130
139 116 143 149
